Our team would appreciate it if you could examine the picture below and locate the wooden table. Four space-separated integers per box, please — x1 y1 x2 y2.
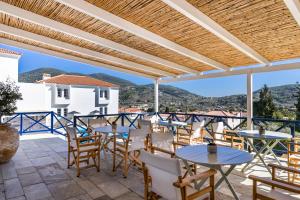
176 145 252 200
238 130 292 174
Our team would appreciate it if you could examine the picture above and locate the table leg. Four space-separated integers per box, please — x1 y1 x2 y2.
218 166 240 200
261 140 281 165
215 165 236 188
182 160 200 189
242 138 272 173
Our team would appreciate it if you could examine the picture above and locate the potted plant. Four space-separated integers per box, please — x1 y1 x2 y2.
0 79 22 163
204 137 217 153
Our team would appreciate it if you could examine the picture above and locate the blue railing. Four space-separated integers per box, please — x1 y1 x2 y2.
3 111 77 135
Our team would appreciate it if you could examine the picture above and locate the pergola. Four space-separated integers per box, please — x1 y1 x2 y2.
1 0 300 130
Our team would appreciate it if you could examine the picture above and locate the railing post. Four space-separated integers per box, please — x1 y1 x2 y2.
291 124 295 138
51 111 54 134
121 114 125 126
73 116 77 128
20 113 23 135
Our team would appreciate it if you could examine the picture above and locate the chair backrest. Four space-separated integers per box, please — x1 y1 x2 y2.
192 121 205 138
88 118 107 129
66 127 78 147
128 128 148 151
140 150 182 200
138 119 152 131
151 131 174 151
211 122 224 140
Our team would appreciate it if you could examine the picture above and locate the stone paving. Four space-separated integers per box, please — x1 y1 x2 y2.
0 134 299 200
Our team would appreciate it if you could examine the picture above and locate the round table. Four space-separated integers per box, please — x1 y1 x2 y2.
176 145 252 200
238 130 292 173
158 120 188 135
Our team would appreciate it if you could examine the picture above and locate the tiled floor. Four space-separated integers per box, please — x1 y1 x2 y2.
0 133 299 200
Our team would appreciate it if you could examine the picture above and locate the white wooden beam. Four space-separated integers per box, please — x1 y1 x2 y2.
0 38 156 79
159 61 300 83
0 24 175 77
284 0 300 27
56 0 229 71
162 0 269 65
247 73 253 130
0 2 197 74
154 79 159 112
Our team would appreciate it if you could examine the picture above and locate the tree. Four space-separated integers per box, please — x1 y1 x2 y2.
0 79 22 123
254 84 276 118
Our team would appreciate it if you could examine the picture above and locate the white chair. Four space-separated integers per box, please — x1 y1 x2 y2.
88 118 107 129
140 150 216 200
150 130 175 157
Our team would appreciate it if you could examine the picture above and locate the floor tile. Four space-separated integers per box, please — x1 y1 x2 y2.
17 166 37 175
37 164 70 184
19 172 43 187
47 180 85 200
30 157 55 167
4 178 24 199
95 181 129 199
23 183 52 200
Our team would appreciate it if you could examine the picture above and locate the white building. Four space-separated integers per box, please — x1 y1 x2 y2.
0 48 119 116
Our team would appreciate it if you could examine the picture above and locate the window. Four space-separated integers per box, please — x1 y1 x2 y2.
100 107 103 115
64 108 68 117
57 88 62 97
104 90 108 99
100 90 104 98
104 107 108 114
57 108 61 116
63 89 69 99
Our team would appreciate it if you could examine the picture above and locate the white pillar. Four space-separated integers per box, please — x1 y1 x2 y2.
247 73 253 130
154 79 159 112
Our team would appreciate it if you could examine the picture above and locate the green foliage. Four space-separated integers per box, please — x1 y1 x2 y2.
0 80 22 123
254 84 276 117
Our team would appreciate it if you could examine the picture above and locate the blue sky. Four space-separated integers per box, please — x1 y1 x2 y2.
1 43 300 97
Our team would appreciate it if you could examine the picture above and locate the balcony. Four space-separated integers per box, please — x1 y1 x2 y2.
1 112 300 200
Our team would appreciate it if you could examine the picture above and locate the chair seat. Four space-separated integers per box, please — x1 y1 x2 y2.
258 186 300 200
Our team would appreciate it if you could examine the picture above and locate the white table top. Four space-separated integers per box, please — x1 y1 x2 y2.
158 120 188 127
93 125 130 134
238 130 292 140
176 145 253 166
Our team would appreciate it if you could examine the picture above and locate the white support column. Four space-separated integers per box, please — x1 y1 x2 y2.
247 73 253 130
154 79 159 113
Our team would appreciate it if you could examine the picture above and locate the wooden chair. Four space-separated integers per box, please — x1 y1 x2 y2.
150 130 176 157
112 128 148 177
249 164 300 200
66 127 102 177
140 150 216 200
211 122 244 150
288 138 300 182
175 121 205 148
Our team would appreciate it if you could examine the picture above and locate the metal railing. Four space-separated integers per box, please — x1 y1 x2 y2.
3 111 76 135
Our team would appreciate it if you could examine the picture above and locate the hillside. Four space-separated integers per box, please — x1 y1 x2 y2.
19 68 298 112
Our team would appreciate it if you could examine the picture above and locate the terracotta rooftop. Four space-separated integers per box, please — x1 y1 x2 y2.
38 74 118 87
0 48 21 56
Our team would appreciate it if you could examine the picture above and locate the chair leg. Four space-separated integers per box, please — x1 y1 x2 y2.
97 150 100 172
67 149 71 168
253 180 257 200
210 174 215 200
76 152 80 177
123 152 129 178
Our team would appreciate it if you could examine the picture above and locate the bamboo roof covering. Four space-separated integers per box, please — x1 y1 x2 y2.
0 0 300 80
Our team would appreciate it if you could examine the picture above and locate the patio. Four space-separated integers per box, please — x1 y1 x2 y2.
0 133 298 200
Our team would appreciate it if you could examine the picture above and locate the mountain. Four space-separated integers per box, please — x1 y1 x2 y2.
19 68 298 112
19 68 135 87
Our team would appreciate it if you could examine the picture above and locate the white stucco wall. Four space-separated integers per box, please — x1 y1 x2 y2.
16 83 47 112
108 88 119 114
0 55 19 82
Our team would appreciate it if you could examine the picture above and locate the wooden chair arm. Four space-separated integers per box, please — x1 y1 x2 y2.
173 169 216 188
249 175 300 193
268 164 300 174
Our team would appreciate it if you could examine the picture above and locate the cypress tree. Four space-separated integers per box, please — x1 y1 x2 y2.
255 84 276 118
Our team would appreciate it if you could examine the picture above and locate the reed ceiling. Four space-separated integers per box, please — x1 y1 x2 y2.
0 0 300 79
